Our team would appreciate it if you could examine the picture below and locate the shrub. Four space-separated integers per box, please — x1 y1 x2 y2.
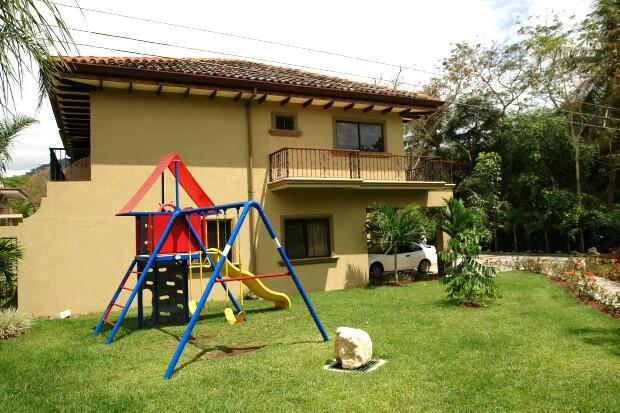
514 257 546 274
0 308 32 339
0 238 23 301
439 231 498 306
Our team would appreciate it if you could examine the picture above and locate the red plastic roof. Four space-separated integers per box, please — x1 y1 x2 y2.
117 152 214 214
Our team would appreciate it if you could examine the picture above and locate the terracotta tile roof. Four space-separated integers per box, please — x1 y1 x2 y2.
63 57 439 103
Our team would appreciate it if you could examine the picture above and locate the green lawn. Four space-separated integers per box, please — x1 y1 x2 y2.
1 272 618 412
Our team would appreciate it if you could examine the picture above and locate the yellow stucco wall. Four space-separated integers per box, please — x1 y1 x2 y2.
1 89 452 316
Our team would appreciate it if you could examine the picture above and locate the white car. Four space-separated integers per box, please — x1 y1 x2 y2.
368 243 438 279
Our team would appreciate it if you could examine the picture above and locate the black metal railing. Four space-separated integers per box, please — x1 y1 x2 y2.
269 148 453 184
49 148 90 181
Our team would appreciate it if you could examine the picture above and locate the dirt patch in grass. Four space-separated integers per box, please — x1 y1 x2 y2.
370 272 440 286
199 344 266 361
187 334 216 341
544 275 620 321
459 302 485 308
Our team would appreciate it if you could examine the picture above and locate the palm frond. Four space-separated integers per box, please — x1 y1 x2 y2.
0 114 36 176
0 0 75 110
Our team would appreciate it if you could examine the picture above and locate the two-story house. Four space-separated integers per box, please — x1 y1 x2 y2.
3 57 453 315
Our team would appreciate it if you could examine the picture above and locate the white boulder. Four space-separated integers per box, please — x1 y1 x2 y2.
333 327 372 369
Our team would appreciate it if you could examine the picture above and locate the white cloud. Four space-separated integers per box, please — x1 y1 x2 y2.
5 0 592 175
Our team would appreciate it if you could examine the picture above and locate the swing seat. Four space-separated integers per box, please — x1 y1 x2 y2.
224 307 246 325
188 300 198 315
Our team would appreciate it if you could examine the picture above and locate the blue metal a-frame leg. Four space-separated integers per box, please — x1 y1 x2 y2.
163 201 329 380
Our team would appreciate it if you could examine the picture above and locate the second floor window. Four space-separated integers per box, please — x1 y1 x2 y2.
272 112 297 131
336 121 384 152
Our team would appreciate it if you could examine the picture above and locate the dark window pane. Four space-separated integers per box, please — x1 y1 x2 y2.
336 122 359 150
359 123 383 152
410 243 422 252
398 243 413 253
285 219 307 259
284 218 330 259
275 115 295 130
206 220 232 259
336 121 383 151
307 219 330 257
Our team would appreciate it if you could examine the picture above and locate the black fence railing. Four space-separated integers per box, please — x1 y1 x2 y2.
269 148 453 184
49 148 90 181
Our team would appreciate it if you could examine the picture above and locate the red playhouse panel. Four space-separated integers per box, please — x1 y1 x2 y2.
153 214 204 254
136 213 205 255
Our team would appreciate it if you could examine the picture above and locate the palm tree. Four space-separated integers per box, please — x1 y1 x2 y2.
501 203 524 252
436 198 486 238
521 210 543 252
0 238 23 303
365 204 425 283
0 115 36 176
0 0 73 108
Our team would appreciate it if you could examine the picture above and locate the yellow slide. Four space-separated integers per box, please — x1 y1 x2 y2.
207 248 291 309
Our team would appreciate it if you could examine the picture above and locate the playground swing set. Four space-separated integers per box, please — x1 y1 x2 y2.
92 153 329 380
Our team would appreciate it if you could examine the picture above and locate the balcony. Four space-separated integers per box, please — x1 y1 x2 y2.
268 148 453 191
49 148 91 181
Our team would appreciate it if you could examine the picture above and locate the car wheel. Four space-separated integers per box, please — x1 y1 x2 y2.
369 263 384 279
418 259 431 274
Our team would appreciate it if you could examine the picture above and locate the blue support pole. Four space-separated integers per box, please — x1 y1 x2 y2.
164 204 251 379
137 271 143 329
104 211 180 344
250 201 329 342
182 215 243 313
93 258 137 336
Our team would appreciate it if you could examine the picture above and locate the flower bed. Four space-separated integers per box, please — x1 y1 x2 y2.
583 256 619 282
512 257 620 313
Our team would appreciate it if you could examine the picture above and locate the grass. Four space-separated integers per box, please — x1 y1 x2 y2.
0 271 618 412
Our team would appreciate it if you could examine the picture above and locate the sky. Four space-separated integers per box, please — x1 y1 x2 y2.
7 0 591 175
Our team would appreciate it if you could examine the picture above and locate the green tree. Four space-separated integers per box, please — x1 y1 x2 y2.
437 199 498 305
500 203 525 252
542 189 581 252
437 198 489 240
365 204 426 283
460 152 503 250
495 111 576 209
580 0 620 209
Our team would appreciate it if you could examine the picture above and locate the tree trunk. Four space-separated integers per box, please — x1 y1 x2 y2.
571 120 582 208
544 229 549 253
578 228 585 253
608 167 617 210
493 228 498 252
513 227 518 252
393 249 399 284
